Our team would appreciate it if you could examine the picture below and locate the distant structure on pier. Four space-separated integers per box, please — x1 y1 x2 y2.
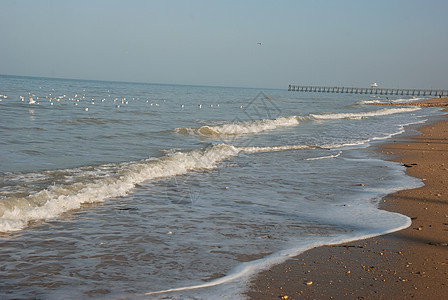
288 84 447 97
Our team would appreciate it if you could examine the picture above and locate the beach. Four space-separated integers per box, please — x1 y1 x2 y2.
247 98 448 299
1 75 447 298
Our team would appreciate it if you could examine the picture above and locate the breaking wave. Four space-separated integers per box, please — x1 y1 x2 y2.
174 116 300 138
0 106 422 232
0 144 240 232
0 141 360 232
175 107 421 138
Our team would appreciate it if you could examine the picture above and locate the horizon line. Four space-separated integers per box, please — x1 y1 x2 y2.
0 73 283 91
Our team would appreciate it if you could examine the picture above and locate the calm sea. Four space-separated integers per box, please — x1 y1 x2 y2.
0 75 443 299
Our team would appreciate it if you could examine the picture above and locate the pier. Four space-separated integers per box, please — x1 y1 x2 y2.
288 85 448 97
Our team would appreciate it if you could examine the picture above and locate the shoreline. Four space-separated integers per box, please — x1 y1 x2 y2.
368 97 448 107
246 98 448 299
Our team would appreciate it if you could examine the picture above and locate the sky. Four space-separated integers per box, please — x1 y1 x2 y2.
1 0 447 89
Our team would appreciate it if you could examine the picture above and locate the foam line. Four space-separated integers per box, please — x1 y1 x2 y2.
174 116 300 138
1 143 332 232
0 144 240 232
174 107 421 139
304 151 342 161
310 107 420 120
135 211 411 298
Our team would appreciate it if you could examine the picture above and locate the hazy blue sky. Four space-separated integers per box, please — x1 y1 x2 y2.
1 0 447 89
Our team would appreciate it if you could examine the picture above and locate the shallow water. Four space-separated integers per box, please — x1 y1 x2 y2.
0 75 443 298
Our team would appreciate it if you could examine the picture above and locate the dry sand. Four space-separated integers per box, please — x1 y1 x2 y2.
246 99 448 299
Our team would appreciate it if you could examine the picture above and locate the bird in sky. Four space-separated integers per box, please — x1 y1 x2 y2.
257 42 262 45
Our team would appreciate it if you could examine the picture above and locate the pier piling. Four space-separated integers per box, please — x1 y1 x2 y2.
288 85 447 97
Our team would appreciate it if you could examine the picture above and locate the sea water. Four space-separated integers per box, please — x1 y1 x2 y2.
0 75 443 299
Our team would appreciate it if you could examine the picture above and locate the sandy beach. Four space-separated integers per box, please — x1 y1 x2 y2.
247 98 448 299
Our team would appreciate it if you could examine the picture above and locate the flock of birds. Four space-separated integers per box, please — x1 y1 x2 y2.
0 90 245 111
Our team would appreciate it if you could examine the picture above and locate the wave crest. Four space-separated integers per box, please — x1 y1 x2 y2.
310 107 420 120
174 116 300 138
0 144 239 232
175 107 420 139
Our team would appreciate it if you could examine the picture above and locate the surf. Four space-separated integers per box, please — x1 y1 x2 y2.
174 107 421 139
0 142 333 232
0 144 240 232
174 116 301 138
310 107 421 120
0 140 366 233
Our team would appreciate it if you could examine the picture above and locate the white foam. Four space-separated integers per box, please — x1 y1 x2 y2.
238 141 372 155
0 144 240 232
304 151 342 161
136 208 411 299
310 107 421 120
133 158 418 299
371 119 427 141
0 141 361 232
0 104 425 233
175 107 421 139
358 100 383 104
238 144 315 153
174 116 300 138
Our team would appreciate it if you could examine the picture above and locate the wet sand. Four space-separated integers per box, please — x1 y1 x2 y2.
246 98 448 299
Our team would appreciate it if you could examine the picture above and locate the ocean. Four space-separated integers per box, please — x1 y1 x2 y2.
0 75 443 299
